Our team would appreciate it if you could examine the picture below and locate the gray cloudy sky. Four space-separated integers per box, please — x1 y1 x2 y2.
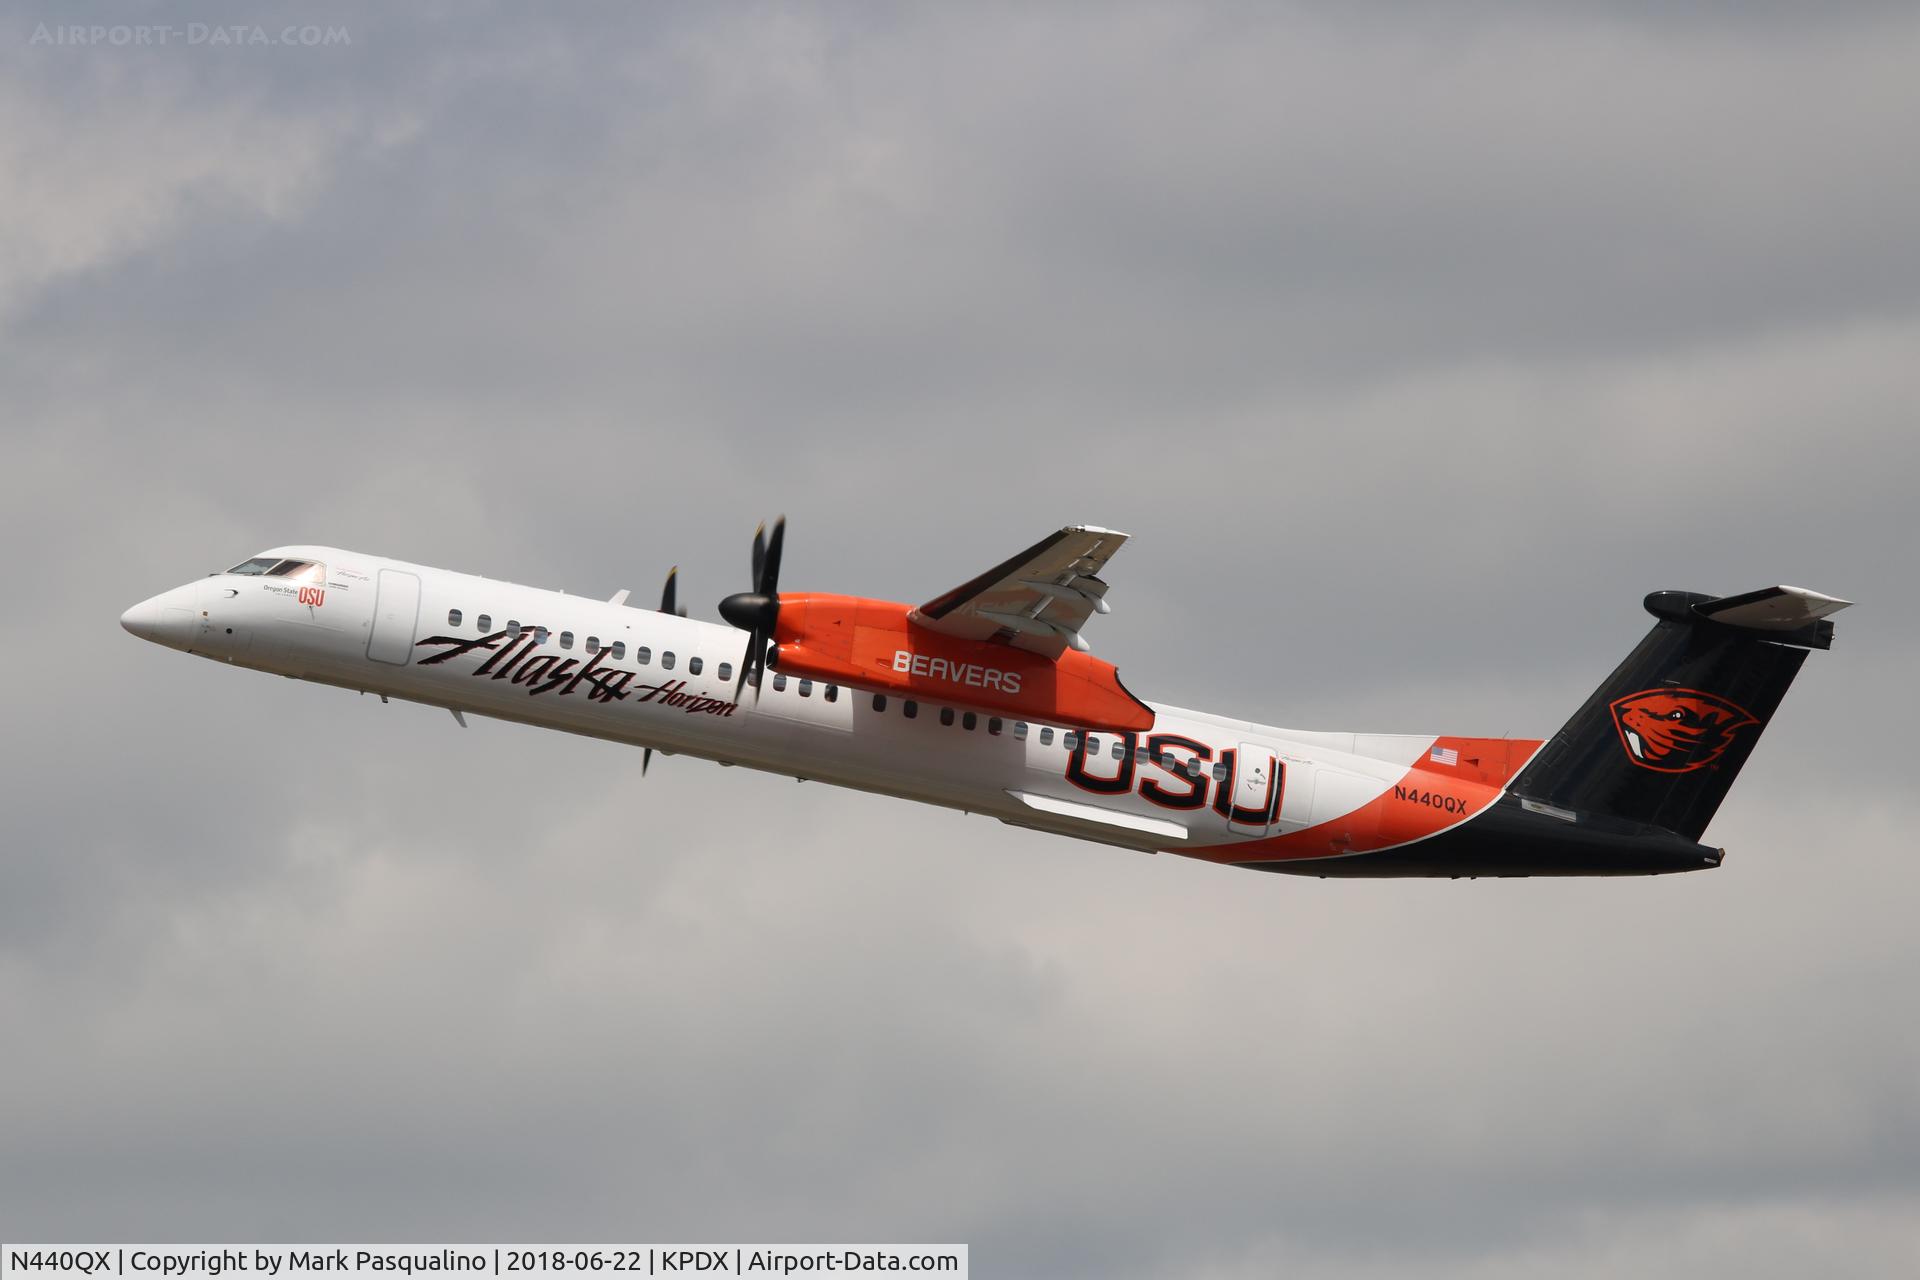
3 3 1916 1275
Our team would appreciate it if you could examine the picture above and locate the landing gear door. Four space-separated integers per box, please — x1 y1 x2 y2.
1224 742 1283 835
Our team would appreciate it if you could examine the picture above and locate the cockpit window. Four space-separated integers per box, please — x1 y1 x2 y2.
226 557 281 576
265 559 327 583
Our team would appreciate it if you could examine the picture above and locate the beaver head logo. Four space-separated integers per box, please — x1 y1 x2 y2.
1610 689 1759 774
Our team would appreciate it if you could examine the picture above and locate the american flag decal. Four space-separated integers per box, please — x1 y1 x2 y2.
1430 744 1459 766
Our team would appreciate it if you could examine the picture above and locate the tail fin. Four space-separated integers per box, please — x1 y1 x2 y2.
1512 586 1849 841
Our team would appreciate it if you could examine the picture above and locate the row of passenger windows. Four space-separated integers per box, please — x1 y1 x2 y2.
763 673 840 702
444 608 733 682
857 690 1229 776
441 605 1219 773
443 607 863 699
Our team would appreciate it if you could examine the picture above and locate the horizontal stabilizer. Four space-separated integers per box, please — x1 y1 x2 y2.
1693 585 1851 630
1644 585 1851 650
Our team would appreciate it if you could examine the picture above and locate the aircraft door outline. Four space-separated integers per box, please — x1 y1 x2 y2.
368 569 421 665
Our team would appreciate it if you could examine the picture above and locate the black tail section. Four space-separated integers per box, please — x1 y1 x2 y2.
1512 586 1847 841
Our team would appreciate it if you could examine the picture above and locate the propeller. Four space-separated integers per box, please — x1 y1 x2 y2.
644 566 691 776
718 515 786 699
659 566 687 618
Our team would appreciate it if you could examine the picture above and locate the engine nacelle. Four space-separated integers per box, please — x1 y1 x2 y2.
770 593 1154 733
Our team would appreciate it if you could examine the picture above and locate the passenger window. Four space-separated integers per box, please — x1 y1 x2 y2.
797 678 811 697
1085 736 1100 755
534 626 550 644
904 700 918 719
612 642 626 660
940 708 955 726
1211 762 1228 782
662 651 675 670
636 646 651 665
448 609 463 627
478 614 493 632
1112 741 1126 760
506 620 522 637
872 693 887 712
1064 732 1080 751
824 684 838 702
962 712 977 731
689 656 703 676
717 662 731 681
1040 727 1054 746
1013 722 1028 740
586 636 600 654
988 718 1002 736
773 673 787 692
1188 759 1205 779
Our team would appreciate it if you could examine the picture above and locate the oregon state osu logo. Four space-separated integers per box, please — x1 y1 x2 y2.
1609 689 1758 774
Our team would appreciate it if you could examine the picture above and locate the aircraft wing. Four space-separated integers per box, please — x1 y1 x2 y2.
908 525 1128 659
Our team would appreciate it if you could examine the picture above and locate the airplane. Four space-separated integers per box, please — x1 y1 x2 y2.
119 521 1849 877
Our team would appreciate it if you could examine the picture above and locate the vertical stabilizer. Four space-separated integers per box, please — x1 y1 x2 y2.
1511 587 1848 841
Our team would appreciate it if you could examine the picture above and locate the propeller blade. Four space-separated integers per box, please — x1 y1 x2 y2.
735 630 761 700
761 515 786 594
751 523 767 589
660 566 685 617
642 747 653 775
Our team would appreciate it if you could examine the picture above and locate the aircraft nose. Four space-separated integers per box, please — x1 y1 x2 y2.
120 598 161 640
121 585 200 650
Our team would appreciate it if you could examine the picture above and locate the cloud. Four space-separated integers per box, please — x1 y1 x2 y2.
0 57 395 319
1 4 1915 1275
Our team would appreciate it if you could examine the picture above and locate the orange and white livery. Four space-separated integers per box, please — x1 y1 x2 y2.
121 523 1849 878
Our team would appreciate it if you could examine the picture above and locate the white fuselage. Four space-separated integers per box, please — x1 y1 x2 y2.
121 545 1477 865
